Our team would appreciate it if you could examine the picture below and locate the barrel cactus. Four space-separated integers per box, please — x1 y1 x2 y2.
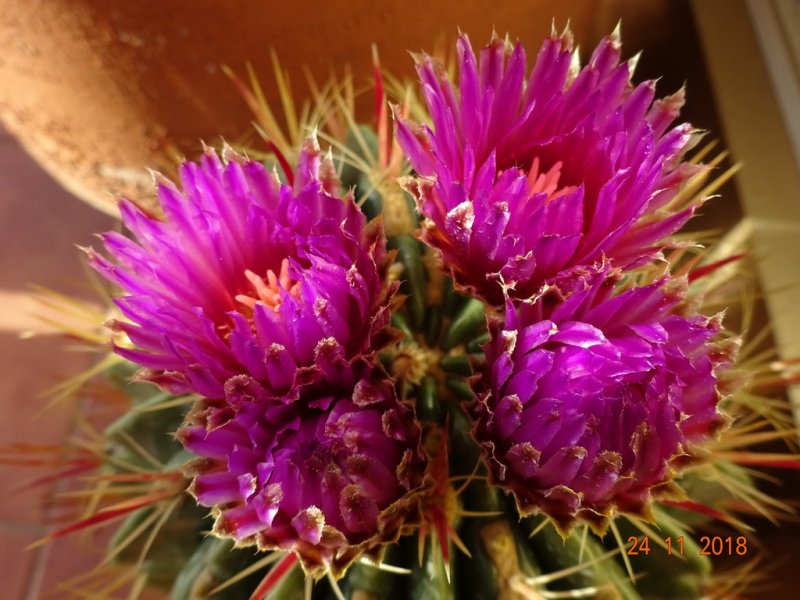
11 24 798 600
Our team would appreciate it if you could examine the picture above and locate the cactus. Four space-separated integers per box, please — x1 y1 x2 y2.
12 23 799 600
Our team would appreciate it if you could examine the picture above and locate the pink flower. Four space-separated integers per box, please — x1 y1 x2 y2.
179 368 427 576
397 30 704 305
88 138 395 402
470 265 733 532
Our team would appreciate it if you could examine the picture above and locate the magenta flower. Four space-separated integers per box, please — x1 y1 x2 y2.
470 265 732 532
179 368 427 576
88 138 394 401
397 30 703 305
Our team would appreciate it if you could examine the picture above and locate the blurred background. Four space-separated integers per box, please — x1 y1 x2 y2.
0 0 797 597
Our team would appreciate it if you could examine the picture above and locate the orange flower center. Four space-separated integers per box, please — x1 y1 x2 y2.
527 157 577 201
235 258 301 313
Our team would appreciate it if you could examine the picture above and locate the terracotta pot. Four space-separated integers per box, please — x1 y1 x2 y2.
0 0 670 214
